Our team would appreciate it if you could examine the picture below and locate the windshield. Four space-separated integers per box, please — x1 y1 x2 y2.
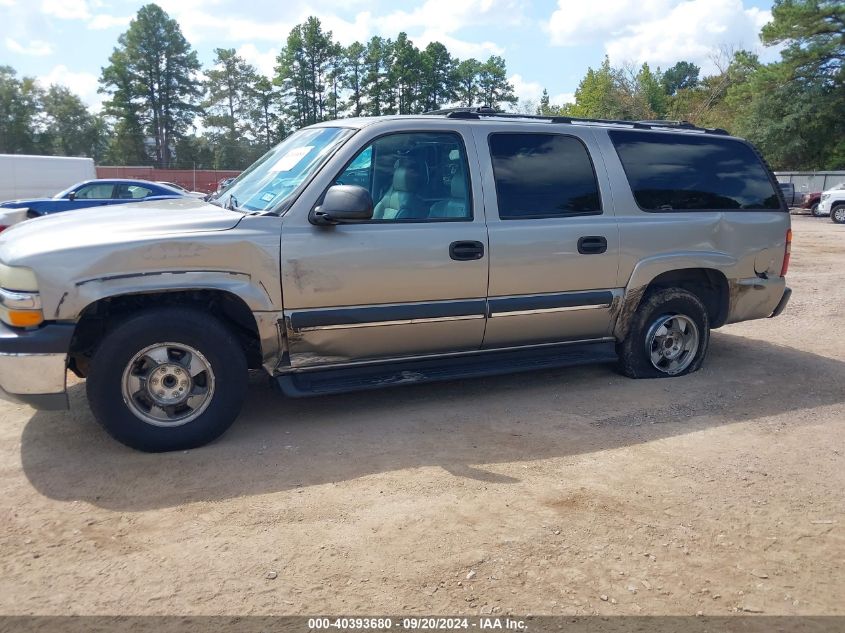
53 183 81 199
219 126 354 212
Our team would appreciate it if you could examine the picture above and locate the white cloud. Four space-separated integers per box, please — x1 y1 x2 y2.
87 14 131 30
321 11 375 45
40 0 90 20
236 43 278 77
550 92 575 105
412 30 503 58
507 76 575 108
38 64 103 111
155 0 511 61
5 36 53 56
377 0 526 35
545 0 772 73
509 73 545 103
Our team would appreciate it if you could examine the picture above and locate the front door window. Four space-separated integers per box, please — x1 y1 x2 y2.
334 132 472 222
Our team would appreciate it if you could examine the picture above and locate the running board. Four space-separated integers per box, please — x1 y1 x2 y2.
275 341 618 397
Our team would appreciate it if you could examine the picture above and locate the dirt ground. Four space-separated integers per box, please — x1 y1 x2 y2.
0 214 842 617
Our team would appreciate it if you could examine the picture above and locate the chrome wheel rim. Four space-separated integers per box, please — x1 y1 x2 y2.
645 314 700 375
121 342 215 427
834 208 845 223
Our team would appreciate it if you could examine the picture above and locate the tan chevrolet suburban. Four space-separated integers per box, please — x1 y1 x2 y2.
0 109 792 452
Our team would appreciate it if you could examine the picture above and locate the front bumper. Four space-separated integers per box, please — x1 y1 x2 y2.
0 322 74 410
818 199 832 214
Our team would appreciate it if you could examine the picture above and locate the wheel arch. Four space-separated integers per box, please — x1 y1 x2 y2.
68 288 275 376
613 258 732 340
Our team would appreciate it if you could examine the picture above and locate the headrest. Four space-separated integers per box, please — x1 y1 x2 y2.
450 174 467 198
392 159 422 192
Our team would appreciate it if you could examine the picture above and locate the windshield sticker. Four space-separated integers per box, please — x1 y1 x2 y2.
260 192 275 202
269 146 314 172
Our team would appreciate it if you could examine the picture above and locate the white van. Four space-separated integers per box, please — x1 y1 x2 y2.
0 154 96 202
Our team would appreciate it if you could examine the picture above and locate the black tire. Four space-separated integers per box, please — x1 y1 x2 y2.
86 307 248 452
832 205 845 224
811 203 822 217
616 287 710 379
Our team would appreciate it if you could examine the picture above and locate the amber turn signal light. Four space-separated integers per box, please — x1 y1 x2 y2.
6 310 44 328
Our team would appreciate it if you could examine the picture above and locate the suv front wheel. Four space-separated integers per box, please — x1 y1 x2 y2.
86 307 248 452
617 287 710 379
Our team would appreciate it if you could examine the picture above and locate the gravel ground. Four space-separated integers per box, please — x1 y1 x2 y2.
0 214 843 616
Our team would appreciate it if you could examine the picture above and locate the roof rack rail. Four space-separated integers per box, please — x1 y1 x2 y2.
423 106 500 117
422 106 729 135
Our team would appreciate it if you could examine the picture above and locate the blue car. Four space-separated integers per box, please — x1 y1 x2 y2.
0 179 188 219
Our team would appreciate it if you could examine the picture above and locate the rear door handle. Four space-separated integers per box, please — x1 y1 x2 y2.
449 240 485 261
577 236 608 255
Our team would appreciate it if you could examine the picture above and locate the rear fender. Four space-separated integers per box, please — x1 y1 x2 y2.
612 252 736 340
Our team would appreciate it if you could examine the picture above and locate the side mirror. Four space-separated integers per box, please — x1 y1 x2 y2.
67 191 76 201
309 185 373 226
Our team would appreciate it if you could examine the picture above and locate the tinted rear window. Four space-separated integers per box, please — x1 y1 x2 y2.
489 133 601 219
609 131 781 211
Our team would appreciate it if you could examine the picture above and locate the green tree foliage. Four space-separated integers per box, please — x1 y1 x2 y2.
203 48 263 169
661 61 700 95
454 58 482 107
420 42 457 111
14 5 842 171
40 86 107 159
477 56 518 108
275 17 340 127
754 0 845 168
566 57 627 118
99 48 148 165
0 66 107 159
761 0 845 85
99 3 203 167
341 42 367 117
635 63 667 119
251 76 283 149
204 48 259 138
388 33 422 115
0 66 43 153
362 36 391 116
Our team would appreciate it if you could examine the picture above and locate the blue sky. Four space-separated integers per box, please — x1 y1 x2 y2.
1 0 780 111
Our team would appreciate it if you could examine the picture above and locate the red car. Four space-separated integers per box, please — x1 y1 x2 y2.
800 191 824 216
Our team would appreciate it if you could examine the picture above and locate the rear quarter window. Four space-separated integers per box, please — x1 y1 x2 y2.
609 130 782 212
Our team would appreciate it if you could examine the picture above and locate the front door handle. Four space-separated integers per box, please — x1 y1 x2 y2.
577 236 608 255
449 240 485 261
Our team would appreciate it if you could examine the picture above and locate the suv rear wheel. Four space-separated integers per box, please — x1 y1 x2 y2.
617 287 710 379
832 205 845 224
86 307 248 452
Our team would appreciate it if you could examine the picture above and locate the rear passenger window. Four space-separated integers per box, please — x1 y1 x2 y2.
489 133 601 220
334 132 472 222
609 130 781 211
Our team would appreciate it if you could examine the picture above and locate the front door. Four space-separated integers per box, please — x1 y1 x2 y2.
473 128 621 348
280 130 489 368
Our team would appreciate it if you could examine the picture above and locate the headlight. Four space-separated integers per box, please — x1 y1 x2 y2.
0 262 39 292
821 193 830 202
0 263 42 327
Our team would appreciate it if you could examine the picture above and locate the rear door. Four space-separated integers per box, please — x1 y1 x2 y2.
112 183 154 203
472 127 621 348
280 127 490 367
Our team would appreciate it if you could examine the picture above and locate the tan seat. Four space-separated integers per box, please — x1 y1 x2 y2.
429 173 469 219
372 160 427 220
